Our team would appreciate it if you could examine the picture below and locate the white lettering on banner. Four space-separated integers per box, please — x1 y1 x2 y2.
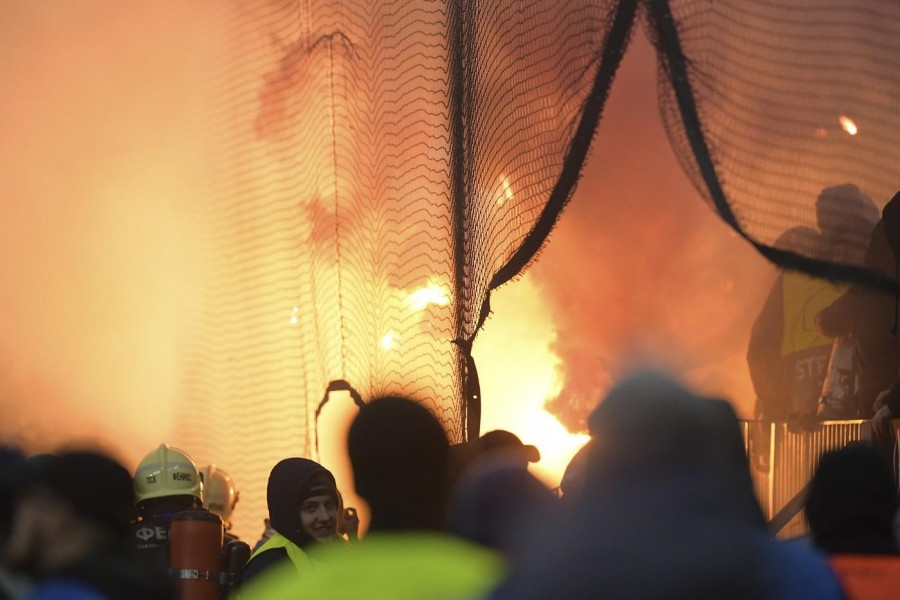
794 356 829 382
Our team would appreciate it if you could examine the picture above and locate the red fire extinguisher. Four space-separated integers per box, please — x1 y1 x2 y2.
170 510 224 600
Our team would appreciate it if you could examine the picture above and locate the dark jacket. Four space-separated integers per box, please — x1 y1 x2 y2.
876 194 900 415
24 548 173 600
817 221 898 416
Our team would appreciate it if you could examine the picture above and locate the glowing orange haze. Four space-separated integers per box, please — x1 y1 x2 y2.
0 5 775 538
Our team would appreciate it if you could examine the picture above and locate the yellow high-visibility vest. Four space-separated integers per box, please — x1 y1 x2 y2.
248 532 312 578
781 272 847 356
241 532 502 600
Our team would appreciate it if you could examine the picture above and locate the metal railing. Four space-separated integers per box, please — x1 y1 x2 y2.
740 419 872 538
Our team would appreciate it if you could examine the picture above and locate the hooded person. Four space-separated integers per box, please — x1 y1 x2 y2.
238 458 339 587
492 371 842 600
239 396 502 600
5 451 173 600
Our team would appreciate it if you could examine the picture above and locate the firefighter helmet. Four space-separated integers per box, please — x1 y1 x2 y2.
134 444 202 504
199 464 238 528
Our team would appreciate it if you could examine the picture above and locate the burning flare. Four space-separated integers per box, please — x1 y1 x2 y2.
473 274 589 487
839 115 858 136
406 282 451 311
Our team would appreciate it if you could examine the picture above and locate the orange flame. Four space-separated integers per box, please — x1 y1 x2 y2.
473 273 589 487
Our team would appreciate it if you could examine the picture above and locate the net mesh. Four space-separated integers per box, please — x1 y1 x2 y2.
179 0 628 538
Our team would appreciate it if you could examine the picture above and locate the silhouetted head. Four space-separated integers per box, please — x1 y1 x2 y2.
33 452 134 539
5 451 134 574
448 458 555 554
586 372 711 485
476 430 539 469
774 226 827 259
806 443 899 555
348 396 449 532
816 184 878 263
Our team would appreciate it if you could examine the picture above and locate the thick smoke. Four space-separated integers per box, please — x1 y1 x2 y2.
0 2 216 465
528 34 775 431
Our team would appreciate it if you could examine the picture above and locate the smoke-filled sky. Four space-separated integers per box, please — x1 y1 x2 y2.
0 2 215 465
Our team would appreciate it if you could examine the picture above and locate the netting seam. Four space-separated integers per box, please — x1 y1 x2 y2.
478 0 640 326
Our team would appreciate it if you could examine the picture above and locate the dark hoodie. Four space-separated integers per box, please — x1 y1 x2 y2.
239 458 337 587
27 549 174 600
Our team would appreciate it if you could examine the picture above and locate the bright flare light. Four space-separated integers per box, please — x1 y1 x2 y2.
473 273 589 488
839 115 858 136
406 282 451 312
381 330 397 350
289 305 300 325
496 176 514 207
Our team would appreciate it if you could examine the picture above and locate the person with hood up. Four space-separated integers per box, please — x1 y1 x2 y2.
238 457 340 587
4 451 173 600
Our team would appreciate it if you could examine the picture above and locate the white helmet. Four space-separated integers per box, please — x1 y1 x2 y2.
199 464 238 528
